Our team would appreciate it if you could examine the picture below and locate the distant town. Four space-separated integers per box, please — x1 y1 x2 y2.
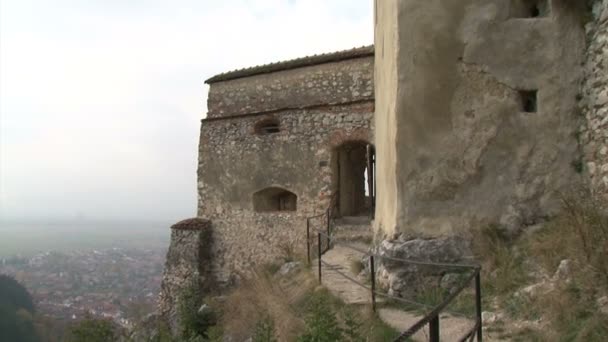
0 247 166 329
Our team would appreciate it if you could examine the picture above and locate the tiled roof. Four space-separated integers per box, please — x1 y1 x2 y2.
205 45 374 84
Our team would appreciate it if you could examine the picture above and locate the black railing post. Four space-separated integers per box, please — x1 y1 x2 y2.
317 232 322 284
475 270 483 341
326 208 331 250
370 255 376 312
306 219 311 265
429 316 440 342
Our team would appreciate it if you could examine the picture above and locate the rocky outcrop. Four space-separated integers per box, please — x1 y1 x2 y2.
158 218 214 335
582 0 608 200
374 235 473 298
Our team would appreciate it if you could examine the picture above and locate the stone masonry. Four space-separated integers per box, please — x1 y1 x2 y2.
158 218 214 334
199 47 374 285
582 0 608 199
158 0 608 322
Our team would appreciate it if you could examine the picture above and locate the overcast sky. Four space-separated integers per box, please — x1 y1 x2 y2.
0 0 373 222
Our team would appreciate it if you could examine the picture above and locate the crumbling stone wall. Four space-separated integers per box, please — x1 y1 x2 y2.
158 218 214 334
374 0 586 238
582 0 608 199
199 54 374 285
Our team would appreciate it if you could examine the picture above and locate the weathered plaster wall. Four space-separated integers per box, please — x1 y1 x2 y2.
373 0 399 238
158 218 214 334
207 57 374 118
199 57 374 283
374 0 586 237
582 0 608 199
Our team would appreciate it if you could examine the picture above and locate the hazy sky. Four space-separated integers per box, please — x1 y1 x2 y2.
0 0 373 222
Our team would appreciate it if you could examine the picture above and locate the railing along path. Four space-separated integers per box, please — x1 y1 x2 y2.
305 210 483 342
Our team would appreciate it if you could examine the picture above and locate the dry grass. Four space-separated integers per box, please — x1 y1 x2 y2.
527 191 608 291
219 269 316 341
524 191 608 341
349 259 364 275
471 189 608 340
217 266 398 341
471 224 529 296
277 239 301 263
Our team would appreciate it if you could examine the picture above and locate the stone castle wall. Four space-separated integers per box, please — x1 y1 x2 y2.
582 0 608 199
158 218 214 334
198 56 374 284
374 0 587 238
206 55 373 118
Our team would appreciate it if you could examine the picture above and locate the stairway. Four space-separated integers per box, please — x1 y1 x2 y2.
311 241 375 305
332 215 373 243
312 215 477 341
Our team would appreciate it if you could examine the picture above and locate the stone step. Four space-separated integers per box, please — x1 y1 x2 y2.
332 216 372 243
334 215 371 226
333 229 373 243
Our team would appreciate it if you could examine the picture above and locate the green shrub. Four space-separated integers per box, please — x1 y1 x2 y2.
206 325 224 342
342 307 364 342
252 314 277 342
68 316 116 342
178 282 217 340
298 291 342 342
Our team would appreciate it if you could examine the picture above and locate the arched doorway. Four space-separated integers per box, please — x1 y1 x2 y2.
332 141 374 217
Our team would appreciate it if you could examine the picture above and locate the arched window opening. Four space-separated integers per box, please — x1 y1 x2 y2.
253 187 297 212
254 118 281 135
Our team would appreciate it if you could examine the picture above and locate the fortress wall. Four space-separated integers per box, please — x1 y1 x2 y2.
198 102 373 284
374 0 586 237
206 56 374 118
158 219 214 334
582 0 608 200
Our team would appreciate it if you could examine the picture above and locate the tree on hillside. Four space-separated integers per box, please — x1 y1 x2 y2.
0 275 40 342
0 274 35 312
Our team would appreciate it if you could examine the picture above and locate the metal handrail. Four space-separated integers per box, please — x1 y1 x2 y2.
305 191 340 263
308 228 483 342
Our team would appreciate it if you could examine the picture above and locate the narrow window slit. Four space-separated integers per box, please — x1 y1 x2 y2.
254 118 281 135
511 0 549 19
520 90 538 113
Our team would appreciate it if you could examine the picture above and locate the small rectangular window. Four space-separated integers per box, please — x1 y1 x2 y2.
254 118 281 135
520 90 538 113
260 125 280 134
510 0 549 18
